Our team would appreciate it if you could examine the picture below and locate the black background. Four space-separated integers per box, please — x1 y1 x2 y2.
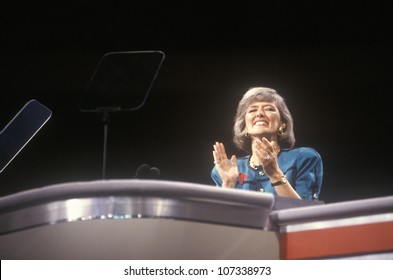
0 1 392 203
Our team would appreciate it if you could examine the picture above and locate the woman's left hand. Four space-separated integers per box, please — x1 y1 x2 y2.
253 137 302 199
253 137 280 178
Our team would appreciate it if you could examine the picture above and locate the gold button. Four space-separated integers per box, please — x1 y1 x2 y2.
258 171 264 176
260 188 264 192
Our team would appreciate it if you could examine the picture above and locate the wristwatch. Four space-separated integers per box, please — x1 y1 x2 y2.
271 175 288 186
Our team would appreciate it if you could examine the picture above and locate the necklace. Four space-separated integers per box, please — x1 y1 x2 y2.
249 157 265 176
249 157 260 170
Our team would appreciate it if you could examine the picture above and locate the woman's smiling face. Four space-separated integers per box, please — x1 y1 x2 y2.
245 101 282 139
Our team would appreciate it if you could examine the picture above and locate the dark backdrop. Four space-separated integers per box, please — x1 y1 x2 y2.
0 1 392 203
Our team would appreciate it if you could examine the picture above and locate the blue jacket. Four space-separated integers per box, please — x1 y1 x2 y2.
211 147 323 200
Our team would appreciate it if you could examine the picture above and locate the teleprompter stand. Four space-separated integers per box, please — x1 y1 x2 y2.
79 51 165 179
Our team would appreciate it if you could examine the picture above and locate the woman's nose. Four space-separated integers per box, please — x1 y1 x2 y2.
257 108 265 116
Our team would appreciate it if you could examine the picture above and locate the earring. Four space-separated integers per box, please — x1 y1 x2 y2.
244 130 249 137
278 127 285 135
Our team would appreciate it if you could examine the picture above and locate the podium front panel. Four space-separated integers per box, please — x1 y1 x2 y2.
271 196 393 259
0 180 282 259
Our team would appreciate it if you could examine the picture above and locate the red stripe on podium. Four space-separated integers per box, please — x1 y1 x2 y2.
280 221 393 259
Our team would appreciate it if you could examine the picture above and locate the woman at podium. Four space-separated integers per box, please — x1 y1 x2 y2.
211 87 323 200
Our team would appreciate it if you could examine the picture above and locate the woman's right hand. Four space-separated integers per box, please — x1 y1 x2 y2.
212 142 238 188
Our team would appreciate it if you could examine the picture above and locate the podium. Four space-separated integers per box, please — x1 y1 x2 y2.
0 180 318 259
0 180 391 259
